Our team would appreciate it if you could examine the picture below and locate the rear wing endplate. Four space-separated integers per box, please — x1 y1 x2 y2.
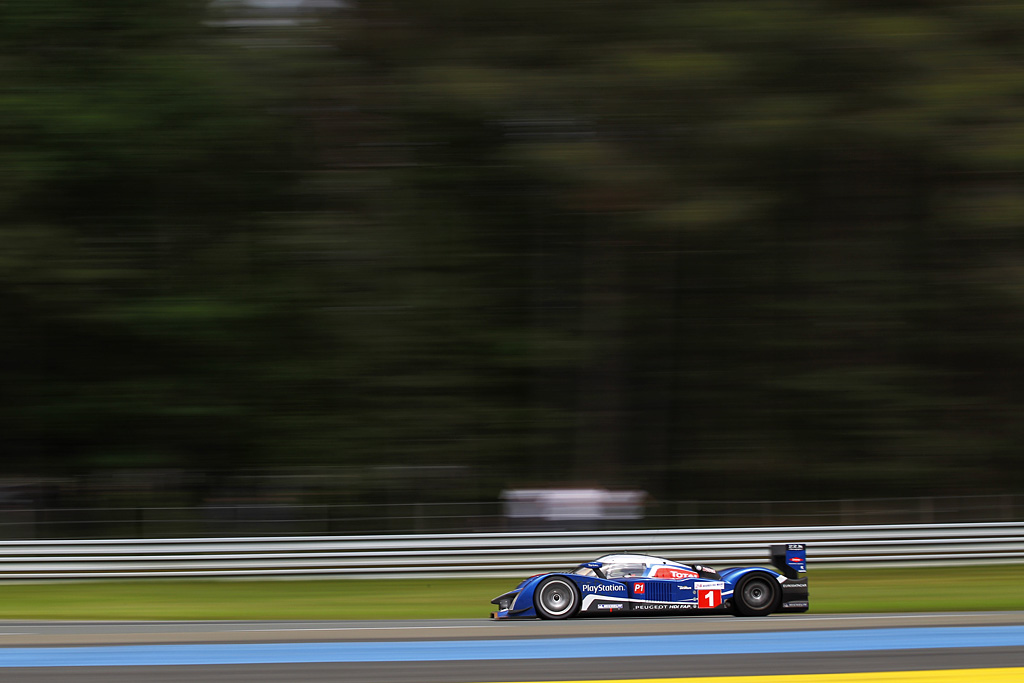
770 543 807 579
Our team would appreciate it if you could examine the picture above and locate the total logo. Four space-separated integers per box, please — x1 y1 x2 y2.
653 567 699 579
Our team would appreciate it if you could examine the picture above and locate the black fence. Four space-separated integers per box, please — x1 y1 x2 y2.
0 494 1019 540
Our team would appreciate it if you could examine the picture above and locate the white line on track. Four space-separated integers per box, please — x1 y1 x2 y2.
165 613 1024 633
0 612 1018 637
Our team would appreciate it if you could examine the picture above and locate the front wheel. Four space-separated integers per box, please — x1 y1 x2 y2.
733 574 780 617
533 577 579 620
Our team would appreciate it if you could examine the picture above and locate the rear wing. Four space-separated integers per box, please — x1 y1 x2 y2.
770 543 806 579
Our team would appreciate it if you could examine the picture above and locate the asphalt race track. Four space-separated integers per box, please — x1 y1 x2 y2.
1 613 1022 683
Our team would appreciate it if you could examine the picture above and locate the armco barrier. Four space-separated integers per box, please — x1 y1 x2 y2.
0 522 1021 579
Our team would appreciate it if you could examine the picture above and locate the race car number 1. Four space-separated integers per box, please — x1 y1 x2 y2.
698 588 721 608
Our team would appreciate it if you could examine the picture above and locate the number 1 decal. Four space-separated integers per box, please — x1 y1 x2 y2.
698 588 721 608
634 583 645 594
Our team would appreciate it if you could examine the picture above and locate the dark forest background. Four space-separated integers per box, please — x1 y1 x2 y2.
3 0 1024 509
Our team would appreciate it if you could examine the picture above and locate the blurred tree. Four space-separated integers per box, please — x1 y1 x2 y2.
331 0 1024 497
2 0 1024 505
0 0 304 479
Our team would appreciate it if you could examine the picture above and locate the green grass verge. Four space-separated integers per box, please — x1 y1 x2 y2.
0 565 1020 621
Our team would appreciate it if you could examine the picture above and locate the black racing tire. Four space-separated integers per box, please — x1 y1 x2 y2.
732 573 780 617
533 577 580 620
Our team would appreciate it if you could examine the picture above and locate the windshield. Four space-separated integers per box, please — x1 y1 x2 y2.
603 563 644 579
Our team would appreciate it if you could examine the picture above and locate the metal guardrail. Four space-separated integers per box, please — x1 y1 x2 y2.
0 522 1022 579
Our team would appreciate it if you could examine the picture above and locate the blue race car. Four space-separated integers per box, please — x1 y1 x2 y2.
490 543 808 619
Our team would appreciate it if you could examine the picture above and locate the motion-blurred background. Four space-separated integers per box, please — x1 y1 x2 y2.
2 0 1023 538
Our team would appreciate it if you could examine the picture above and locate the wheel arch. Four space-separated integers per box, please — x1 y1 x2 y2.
533 575 582 619
731 569 783 617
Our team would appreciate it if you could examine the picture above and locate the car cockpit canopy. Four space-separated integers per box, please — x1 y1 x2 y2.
572 553 720 580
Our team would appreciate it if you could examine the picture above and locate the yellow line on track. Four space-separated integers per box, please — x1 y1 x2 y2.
492 669 1024 683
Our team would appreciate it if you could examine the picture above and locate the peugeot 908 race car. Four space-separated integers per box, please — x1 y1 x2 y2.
490 544 808 619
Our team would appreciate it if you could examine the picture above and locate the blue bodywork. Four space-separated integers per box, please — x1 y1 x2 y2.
490 544 809 619
491 573 641 620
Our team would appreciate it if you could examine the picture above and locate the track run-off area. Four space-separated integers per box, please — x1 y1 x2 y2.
0 613 1021 682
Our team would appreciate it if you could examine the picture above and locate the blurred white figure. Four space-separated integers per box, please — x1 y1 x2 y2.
501 488 644 528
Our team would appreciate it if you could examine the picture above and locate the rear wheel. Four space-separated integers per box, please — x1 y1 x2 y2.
534 577 579 620
733 574 779 617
